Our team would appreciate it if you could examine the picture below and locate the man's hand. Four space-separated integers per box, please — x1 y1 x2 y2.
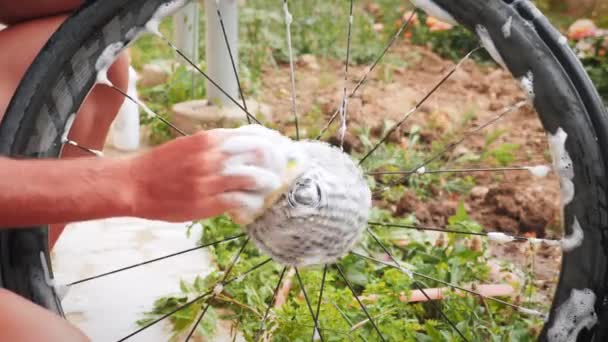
129 127 291 222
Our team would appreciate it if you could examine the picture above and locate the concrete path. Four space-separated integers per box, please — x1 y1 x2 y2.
52 218 215 341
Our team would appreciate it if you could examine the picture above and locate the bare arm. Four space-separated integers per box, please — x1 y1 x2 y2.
0 156 134 226
0 128 289 227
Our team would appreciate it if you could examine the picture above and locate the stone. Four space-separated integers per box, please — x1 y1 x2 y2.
299 54 320 71
171 99 273 134
470 186 489 199
139 61 172 88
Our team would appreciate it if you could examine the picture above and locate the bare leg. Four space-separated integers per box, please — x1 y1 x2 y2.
0 0 81 25
0 289 89 342
0 11 129 248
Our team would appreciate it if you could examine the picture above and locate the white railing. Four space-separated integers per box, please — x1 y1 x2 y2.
173 0 239 106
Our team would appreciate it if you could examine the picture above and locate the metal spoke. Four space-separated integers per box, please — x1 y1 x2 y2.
185 238 250 341
117 290 213 342
68 234 245 286
214 0 250 124
255 266 288 341
338 0 355 149
368 221 560 246
117 257 272 341
334 264 386 341
359 47 482 165
157 33 262 125
350 251 546 318
313 265 328 342
316 10 418 140
397 100 528 179
62 139 103 157
367 165 550 176
295 268 325 342
110 85 188 136
366 229 468 341
282 0 300 140
185 301 212 342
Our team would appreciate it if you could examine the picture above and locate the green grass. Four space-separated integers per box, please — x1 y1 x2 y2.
141 206 544 341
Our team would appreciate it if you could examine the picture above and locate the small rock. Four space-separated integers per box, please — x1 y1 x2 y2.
139 61 172 88
489 100 507 111
299 54 320 71
450 68 471 84
452 145 471 157
171 99 273 134
347 98 363 122
373 23 384 32
470 186 489 199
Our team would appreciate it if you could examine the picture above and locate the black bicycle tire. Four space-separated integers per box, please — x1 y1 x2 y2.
1 0 607 341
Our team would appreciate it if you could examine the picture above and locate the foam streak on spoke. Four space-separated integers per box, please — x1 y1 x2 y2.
256 267 288 341
316 10 418 140
359 47 482 165
156 33 261 124
350 251 546 318
117 257 271 341
334 264 386 341
215 0 250 123
366 229 469 341
62 139 103 157
368 221 560 245
338 0 355 148
367 165 547 176
110 85 188 136
185 238 250 341
282 0 300 140
294 268 325 342
69 234 245 286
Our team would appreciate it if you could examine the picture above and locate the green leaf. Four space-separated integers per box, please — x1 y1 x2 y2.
448 201 469 226
179 279 190 294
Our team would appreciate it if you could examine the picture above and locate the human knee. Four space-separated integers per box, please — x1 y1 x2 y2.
0 289 89 342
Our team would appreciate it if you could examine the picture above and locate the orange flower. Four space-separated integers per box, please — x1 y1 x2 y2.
568 19 597 40
426 16 453 32
599 49 606 57
403 11 419 26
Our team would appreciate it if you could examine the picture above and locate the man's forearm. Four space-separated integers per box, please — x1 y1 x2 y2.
0 157 135 227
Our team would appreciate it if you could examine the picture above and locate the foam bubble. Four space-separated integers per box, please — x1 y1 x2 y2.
476 25 507 69
502 16 513 39
487 232 516 243
520 71 535 100
526 165 551 178
61 113 77 144
547 288 597 342
410 0 457 25
95 42 124 85
145 0 188 35
548 127 575 205
562 217 584 252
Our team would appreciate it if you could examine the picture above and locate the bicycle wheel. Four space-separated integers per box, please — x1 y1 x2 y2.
1 0 607 341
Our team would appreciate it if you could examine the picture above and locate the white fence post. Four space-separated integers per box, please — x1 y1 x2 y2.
204 0 239 106
172 2 200 65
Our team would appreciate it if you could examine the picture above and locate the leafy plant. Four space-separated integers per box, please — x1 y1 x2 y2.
143 206 546 341
576 36 608 104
